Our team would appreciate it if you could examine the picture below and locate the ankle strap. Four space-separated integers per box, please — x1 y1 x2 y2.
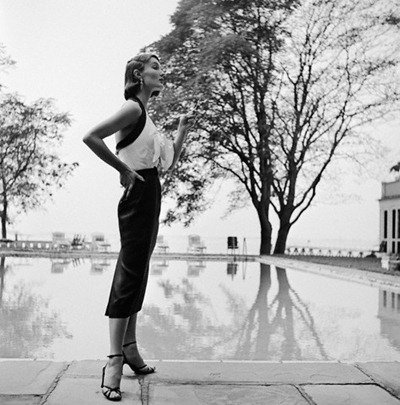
122 341 137 348
108 354 123 358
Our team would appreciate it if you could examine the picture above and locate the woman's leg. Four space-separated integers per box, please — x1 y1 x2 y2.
123 313 138 344
110 317 129 354
102 317 128 399
122 313 155 372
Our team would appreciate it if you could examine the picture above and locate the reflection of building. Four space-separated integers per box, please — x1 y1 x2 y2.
378 287 400 349
379 179 400 254
151 259 169 275
187 260 206 277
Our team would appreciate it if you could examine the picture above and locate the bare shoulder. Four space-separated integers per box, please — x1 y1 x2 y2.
121 99 142 116
114 99 142 130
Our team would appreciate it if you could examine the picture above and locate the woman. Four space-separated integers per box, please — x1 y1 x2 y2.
83 53 194 401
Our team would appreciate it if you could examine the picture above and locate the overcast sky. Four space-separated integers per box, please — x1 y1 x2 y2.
1 0 399 253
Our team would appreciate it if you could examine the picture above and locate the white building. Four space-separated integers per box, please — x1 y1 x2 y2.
379 178 400 254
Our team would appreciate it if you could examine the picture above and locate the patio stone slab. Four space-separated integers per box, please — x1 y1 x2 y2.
356 362 400 398
0 396 42 405
142 361 372 385
63 360 102 377
150 384 309 405
304 384 400 405
46 376 141 405
0 361 67 395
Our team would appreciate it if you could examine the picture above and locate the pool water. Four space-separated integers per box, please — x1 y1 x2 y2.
1 256 399 362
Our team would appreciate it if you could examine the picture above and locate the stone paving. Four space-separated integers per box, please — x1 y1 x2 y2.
0 360 399 404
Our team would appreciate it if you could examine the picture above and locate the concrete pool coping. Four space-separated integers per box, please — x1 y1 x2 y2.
258 255 400 289
0 359 399 404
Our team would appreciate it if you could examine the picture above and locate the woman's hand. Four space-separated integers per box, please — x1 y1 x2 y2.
178 111 196 134
120 169 145 198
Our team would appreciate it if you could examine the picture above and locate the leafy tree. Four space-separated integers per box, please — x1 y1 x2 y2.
0 44 15 88
390 162 400 173
0 48 78 238
147 0 400 254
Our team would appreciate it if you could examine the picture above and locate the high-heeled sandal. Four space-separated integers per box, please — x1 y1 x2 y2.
122 341 156 375
101 354 123 401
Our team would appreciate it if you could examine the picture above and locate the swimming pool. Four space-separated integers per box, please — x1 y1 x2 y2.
1 255 399 362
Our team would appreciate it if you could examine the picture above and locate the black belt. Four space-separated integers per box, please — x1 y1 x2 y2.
136 167 158 176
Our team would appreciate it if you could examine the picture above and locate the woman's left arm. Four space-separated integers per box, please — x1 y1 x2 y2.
170 113 195 169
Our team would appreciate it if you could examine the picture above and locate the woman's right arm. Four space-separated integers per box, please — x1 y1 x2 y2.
82 101 144 185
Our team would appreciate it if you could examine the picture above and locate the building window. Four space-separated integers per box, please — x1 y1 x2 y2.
383 290 387 307
392 241 396 253
392 292 396 309
384 210 388 239
398 209 400 238
393 209 396 239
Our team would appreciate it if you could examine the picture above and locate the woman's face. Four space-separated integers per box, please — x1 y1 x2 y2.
141 57 163 94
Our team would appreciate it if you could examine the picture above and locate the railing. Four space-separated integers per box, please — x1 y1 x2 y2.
285 246 375 258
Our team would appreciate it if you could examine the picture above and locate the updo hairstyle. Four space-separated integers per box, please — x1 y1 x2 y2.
124 53 160 100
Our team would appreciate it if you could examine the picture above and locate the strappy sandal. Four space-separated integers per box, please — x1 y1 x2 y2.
101 354 123 401
122 341 156 375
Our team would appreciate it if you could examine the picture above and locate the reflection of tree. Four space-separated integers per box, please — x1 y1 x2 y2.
227 264 328 360
140 262 327 361
141 277 226 360
0 256 71 358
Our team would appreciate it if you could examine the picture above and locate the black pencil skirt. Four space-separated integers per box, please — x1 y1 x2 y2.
105 167 161 318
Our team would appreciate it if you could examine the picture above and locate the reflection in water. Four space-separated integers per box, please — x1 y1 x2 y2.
51 258 70 273
227 262 238 279
217 264 327 361
140 262 327 361
378 287 400 350
187 260 206 277
151 259 169 276
141 276 219 359
1 256 400 361
90 258 111 274
0 256 71 358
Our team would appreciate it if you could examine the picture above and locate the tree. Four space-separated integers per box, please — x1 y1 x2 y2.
0 92 78 239
390 162 400 173
147 0 400 254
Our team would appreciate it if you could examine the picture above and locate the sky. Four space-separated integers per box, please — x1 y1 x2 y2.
0 0 399 253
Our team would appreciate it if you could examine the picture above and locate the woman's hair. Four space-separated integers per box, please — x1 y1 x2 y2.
124 53 160 100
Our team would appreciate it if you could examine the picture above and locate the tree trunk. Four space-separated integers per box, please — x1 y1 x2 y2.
258 209 273 255
0 256 5 303
274 216 292 254
1 196 7 239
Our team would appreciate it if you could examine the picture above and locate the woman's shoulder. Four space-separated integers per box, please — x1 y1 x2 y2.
117 99 143 125
121 99 142 114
